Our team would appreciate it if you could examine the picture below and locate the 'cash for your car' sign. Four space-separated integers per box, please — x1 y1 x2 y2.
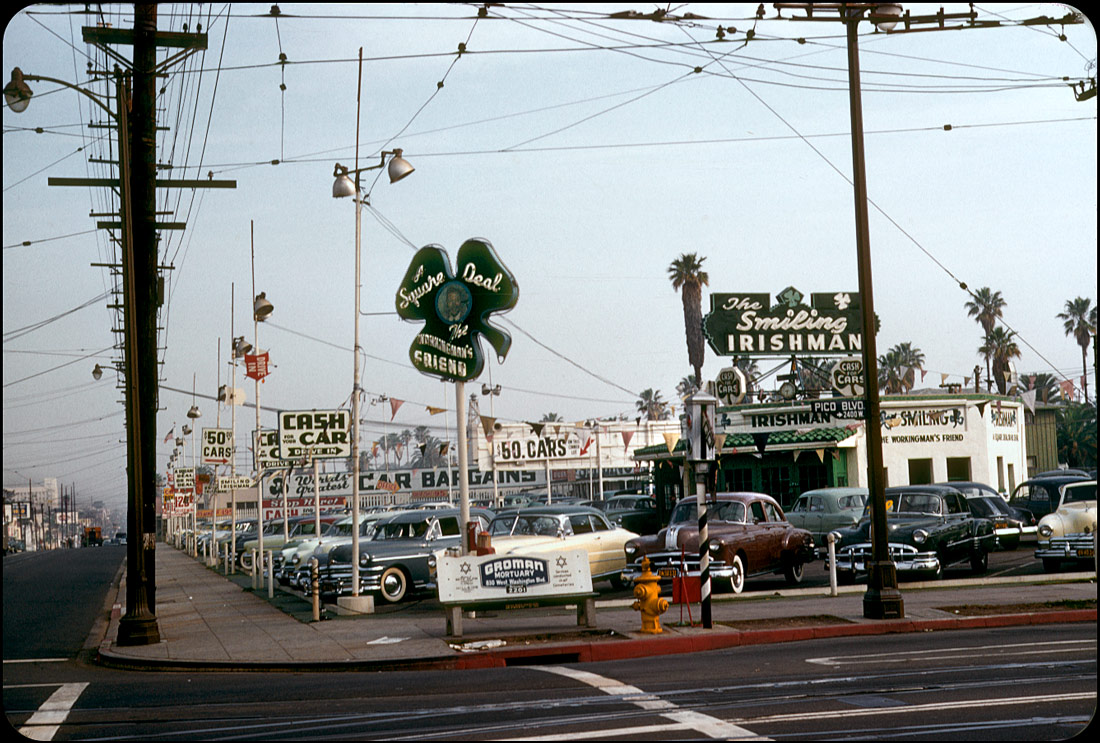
276 410 351 460
201 428 233 465
436 549 592 603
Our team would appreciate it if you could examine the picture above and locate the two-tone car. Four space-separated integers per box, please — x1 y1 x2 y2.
785 487 868 547
830 485 996 581
1009 474 1091 525
320 508 494 603
1034 480 1096 572
485 506 639 588
622 492 815 594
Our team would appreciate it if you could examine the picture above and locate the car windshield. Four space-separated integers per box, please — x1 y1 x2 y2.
488 514 562 537
968 498 998 517
887 493 943 516
373 519 431 540
669 500 747 524
1063 482 1096 504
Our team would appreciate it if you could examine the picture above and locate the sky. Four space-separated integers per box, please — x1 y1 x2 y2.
3 3 1096 514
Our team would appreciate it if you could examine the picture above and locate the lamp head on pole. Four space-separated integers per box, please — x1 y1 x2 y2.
253 292 274 322
181 425 192 436
386 148 415 184
233 336 253 357
92 364 103 381
4 68 33 113
331 164 357 199
186 404 201 420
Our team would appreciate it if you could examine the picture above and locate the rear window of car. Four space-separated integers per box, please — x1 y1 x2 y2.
837 495 864 510
1063 483 1096 504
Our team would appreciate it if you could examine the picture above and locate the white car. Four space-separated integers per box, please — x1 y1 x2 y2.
1035 480 1096 572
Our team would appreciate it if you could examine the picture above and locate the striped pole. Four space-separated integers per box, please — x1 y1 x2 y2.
696 472 711 628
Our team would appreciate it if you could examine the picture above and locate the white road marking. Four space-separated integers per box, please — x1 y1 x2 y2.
807 639 1095 666
366 636 407 645
17 682 89 741
528 666 768 740
2 658 69 664
728 692 1096 725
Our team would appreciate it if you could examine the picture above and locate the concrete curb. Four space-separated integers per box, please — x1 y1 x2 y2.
96 608 1095 673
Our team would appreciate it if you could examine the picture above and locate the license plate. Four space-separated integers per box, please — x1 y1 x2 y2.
658 568 679 579
1076 548 1095 558
995 522 1008 529
506 584 528 594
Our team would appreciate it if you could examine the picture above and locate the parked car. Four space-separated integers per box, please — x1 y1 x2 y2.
1034 480 1096 572
113 532 127 545
963 494 1035 550
280 512 394 588
938 480 1002 499
830 484 996 582
238 516 331 571
785 487 868 546
623 492 815 594
1009 475 1091 524
486 506 639 588
320 508 494 603
602 494 661 535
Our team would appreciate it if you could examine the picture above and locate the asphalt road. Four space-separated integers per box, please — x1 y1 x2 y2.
3 543 1094 741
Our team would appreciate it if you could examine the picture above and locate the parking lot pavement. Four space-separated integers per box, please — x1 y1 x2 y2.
97 544 1097 672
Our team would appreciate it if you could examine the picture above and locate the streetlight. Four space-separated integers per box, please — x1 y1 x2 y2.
330 47 416 611
92 364 104 381
250 235 272 589
481 383 502 508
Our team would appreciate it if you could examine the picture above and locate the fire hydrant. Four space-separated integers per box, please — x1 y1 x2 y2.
631 557 669 634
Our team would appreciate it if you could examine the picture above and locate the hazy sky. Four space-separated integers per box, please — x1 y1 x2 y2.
3 3 1096 512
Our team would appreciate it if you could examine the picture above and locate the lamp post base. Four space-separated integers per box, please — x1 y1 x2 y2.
862 561 904 619
116 613 161 646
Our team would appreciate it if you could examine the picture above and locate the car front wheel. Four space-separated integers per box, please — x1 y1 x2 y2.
379 566 409 603
970 547 988 574
727 554 745 594
784 560 804 585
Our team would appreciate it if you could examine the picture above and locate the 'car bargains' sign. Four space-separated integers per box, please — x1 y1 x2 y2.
276 410 351 459
704 287 863 356
396 239 518 382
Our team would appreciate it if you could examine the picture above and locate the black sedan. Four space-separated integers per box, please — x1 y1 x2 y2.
964 495 1035 550
830 485 996 581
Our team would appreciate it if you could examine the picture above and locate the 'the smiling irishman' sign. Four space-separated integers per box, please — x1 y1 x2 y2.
396 239 519 382
703 287 864 356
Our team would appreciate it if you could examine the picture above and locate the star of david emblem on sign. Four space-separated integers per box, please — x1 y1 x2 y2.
396 239 519 382
556 556 568 569
460 562 472 574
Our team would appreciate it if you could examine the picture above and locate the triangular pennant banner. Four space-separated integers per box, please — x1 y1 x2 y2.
752 432 769 454
621 430 634 451
975 401 988 417
940 373 949 385
389 398 404 420
792 448 801 462
426 405 446 415
528 421 545 437
479 416 496 435
713 433 726 452
816 449 826 463
1021 389 1037 415
439 442 450 456
662 432 680 454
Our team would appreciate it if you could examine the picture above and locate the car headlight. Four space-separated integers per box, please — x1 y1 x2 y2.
912 529 929 545
359 553 372 567
624 544 637 557
708 541 721 553
427 554 437 569
1037 524 1053 538
291 554 300 565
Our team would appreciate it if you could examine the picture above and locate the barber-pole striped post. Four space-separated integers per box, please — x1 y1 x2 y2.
697 475 712 628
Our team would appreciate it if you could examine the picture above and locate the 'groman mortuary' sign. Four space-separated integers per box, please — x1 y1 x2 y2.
704 287 863 356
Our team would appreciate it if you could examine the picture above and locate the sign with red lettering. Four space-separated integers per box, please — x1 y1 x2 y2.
244 352 270 381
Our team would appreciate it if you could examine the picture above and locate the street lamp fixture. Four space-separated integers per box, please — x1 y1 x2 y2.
92 364 104 381
187 404 201 420
3 67 33 112
233 336 253 358
253 293 274 322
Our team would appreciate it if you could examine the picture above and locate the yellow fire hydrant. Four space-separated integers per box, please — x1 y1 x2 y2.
631 557 669 634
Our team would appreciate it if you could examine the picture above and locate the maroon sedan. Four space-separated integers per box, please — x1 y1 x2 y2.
622 492 815 594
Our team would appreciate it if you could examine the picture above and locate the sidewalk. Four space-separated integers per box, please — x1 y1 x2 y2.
97 545 1097 672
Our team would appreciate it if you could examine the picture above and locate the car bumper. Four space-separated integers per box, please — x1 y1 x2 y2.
829 542 940 575
1035 534 1096 561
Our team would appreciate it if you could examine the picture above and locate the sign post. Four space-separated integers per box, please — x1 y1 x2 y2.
396 239 518 554
684 389 717 629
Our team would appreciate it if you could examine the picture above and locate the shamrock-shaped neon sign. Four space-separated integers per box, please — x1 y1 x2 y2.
396 238 519 382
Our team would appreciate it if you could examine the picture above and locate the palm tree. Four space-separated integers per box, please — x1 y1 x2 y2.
668 253 709 388
965 287 1006 387
1057 297 1096 403
730 356 759 395
1056 402 1097 468
979 327 1021 395
636 388 670 421
877 343 924 394
1026 372 1061 404
676 374 697 399
539 412 562 422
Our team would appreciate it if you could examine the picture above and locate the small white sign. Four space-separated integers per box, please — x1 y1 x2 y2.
175 467 195 490
277 409 351 460
202 428 234 465
217 475 255 492
436 549 592 603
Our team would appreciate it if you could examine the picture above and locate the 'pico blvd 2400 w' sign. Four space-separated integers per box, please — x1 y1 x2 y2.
276 410 351 460
704 287 863 356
